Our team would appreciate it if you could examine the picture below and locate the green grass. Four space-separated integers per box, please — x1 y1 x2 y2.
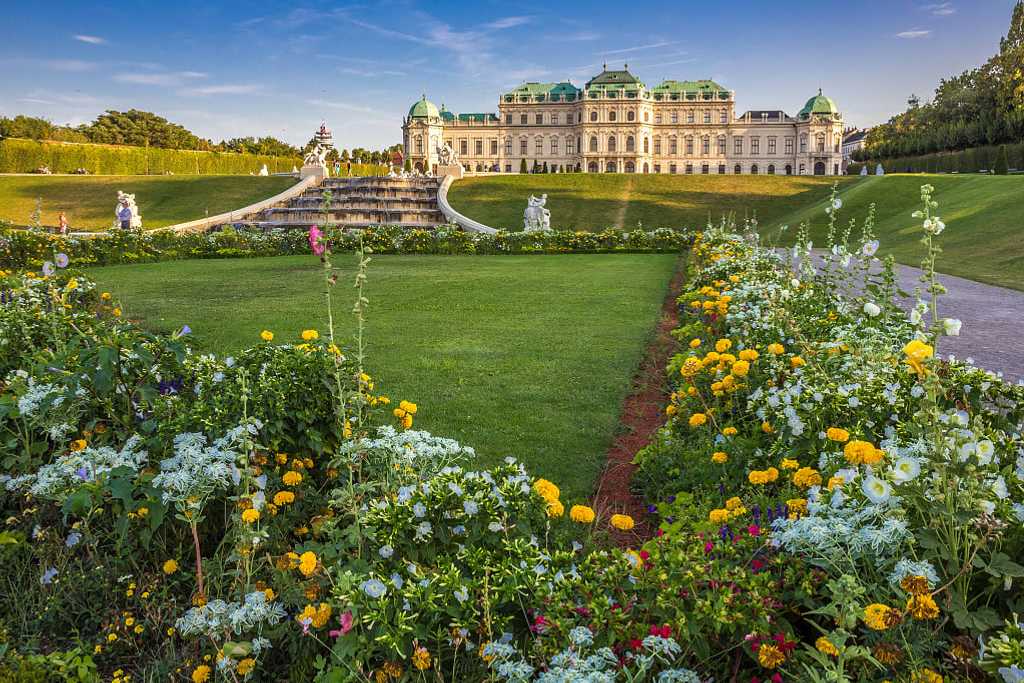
765 174 1024 290
447 174 856 231
0 175 297 230
87 254 678 498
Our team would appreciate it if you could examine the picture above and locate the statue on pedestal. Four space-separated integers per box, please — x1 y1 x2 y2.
436 141 458 167
860 165 868 176
875 163 885 176
114 191 142 229
523 194 551 232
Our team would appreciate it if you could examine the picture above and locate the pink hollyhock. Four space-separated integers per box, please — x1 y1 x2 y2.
748 524 761 536
308 225 325 255
328 611 354 638
771 675 783 683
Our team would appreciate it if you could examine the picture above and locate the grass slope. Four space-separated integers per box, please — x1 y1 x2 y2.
87 254 678 498
447 174 855 231
0 175 296 230
766 174 1024 290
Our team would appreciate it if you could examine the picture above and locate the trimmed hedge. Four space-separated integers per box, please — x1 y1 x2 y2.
0 138 387 177
0 225 692 268
849 142 1024 175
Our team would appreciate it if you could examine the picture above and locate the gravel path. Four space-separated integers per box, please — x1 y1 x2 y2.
781 250 1024 383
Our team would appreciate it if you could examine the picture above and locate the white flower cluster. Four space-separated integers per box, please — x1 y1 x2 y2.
16 377 62 417
175 590 285 638
4 436 146 499
339 425 475 479
151 424 255 508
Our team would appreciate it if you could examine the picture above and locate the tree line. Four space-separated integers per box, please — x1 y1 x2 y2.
0 109 400 163
856 1 1024 161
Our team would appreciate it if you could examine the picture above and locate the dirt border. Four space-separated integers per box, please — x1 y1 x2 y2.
593 258 686 542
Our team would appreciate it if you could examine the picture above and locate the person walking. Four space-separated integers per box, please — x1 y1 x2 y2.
117 198 133 229
58 212 68 234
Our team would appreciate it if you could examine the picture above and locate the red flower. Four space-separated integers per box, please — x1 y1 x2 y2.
629 638 642 651
748 524 760 536
648 624 672 639
771 675 783 683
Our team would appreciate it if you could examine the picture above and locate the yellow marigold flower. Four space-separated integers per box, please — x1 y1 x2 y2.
780 458 799 470
688 413 708 427
275 452 289 465
758 643 786 668
298 551 318 577
873 643 902 665
679 356 703 378
722 426 738 436
399 400 418 415
236 658 255 676
907 594 939 620
689 338 701 348
263 587 276 601
790 355 806 368
412 646 432 671
709 508 729 524
730 359 750 377
70 439 87 452
900 574 930 596
903 339 934 377
843 440 882 465
162 559 178 575
712 451 728 463
815 636 839 657
533 479 561 504
241 508 260 524
66 277 79 291
827 476 845 491
715 339 732 353
665 404 678 416
911 669 944 683
569 505 595 524
100 291 112 300
786 498 808 517
382 662 403 678
546 499 564 517
112 307 122 317
767 342 784 355
725 496 743 511
792 467 822 488
739 348 759 361
273 491 295 506
826 427 850 443
863 603 894 631
282 470 302 486
134 624 144 634
301 329 319 341
610 514 635 531
192 665 211 683
761 421 774 433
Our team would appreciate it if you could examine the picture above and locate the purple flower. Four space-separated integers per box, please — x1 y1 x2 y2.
308 225 325 256
75 466 89 481
179 325 191 336
65 531 82 547
42 261 55 277
647 504 657 514
40 567 58 585
55 253 69 268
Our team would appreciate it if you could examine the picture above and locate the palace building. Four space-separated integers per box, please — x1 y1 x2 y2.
402 65 844 176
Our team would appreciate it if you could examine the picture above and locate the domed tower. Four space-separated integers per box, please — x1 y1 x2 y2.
402 95 443 172
795 89 844 175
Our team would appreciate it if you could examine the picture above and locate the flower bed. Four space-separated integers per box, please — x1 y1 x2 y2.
0 224 693 270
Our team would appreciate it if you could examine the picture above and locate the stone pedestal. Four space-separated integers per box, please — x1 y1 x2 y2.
435 164 463 180
300 163 328 180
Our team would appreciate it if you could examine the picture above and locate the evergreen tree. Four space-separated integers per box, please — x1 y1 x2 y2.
403 158 412 172
519 158 528 173
542 161 548 173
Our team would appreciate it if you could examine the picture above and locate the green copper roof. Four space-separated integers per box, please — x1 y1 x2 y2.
798 90 839 117
652 79 725 93
408 95 440 119
585 67 643 89
502 81 581 99
457 113 499 122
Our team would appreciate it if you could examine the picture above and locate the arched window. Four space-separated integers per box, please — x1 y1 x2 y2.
590 136 598 152
590 111 598 122
606 161 617 173
734 164 742 174
785 164 793 175
414 135 423 154
476 163 482 171
816 133 826 153
643 137 649 153
643 162 649 173
625 161 635 173
814 161 826 175
627 110 635 122
588 161 598 173
767 164 776 174
751 164 759 174
608 136 617 152
799 163 806 174
718 164 726 174
625 136 635 152
504 137 512 155
609 110 617 122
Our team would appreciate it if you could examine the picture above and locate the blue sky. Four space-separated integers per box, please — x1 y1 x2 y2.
0 1 1017 150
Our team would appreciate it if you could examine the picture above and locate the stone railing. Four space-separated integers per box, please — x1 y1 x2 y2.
436 175 497 234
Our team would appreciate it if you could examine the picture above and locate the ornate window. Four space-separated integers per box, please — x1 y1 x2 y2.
785 164 793 175
627 110 636 122
734 164 742 174
625 160 635 173
751 137 760 155
717 135 726 155
718 164 726 174
767 164 776 174
588 161 598 173
685 163 693 174
505 114 513 124
590 111 598 122
536 113 543 124
608 135 617 152
671 111 679 124
800 135 808 153
567 136 575 155
669 162 677 174
685 136 694 155
520 137 528 155
720 109 728 124
609 110 617 122
785 137 794 155
590 136 599 152
751 164 759 174
414 135 423 154
644 112 649 122
734 137 743 155
686 110 694 124
669 136 678 155
535 136 543 154
655 112 663 124
701 136 710 156
654 136 662 155
643 137 649 153
521 113 528 125
703 110 711 124
550 136 559 154
834 135 842 153
701 163 709 174
768 137 777 155
626 135 635 152
490 139 498 155
606 161 617 172
505 138 512 155
816 133 826 153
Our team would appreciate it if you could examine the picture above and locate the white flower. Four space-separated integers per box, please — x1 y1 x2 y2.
909 308 922 325
943 318 962 336
862 240 879 257
976 440 995 465
863 302 881 317
891 457 921 483
832 198 843 210
861 475 892 504
992 476 1009 500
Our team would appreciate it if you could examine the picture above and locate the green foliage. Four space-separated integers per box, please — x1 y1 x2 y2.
83 110 205 150
519 157 527 174
856 142 1024 174
995 144 1010 174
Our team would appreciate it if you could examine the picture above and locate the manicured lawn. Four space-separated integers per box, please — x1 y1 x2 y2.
87 254 679 498
447 174 856 231
0 175 296 230
765 174 1024 291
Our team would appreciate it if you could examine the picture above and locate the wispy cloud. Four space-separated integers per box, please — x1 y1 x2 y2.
896 29 931 38
922 2 955 16
563 31 601 41
484 16 532 30
114 71 207 86
600 40 678 56
19 89 101 107
46 59 96 72
182 83 263 96
73 34 106 45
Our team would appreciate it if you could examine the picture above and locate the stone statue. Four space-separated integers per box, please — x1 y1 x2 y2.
436 141 458 166
523 194 551 232
860 165 868 176
258 164 269 176
114 191 142 229
304 143 329 167
875 163 885 176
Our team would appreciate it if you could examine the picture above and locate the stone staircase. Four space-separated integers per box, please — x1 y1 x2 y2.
236 176 447 230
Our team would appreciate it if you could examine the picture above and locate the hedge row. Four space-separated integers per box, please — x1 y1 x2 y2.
0 225 692 269
848 142 1024 175
0 139 388 177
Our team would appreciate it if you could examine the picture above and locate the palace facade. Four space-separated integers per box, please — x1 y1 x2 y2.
402 66 844 176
